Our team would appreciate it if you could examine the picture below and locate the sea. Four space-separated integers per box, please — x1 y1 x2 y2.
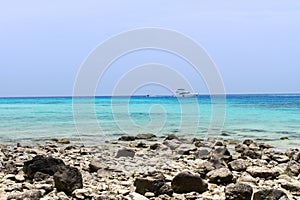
0 94 299 150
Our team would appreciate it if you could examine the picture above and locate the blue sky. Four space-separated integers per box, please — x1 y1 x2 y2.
1 0 300 96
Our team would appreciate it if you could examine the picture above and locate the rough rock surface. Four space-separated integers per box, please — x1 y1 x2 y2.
53 165 83 194
171 171 208 194
253 189 289 200
225 183 253 200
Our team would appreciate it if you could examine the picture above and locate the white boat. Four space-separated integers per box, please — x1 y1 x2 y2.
175 89 198 97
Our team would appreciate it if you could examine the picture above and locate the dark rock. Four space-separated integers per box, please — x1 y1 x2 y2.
53 165 83 194
211 146 232 162
241 149 261 159
252 189 289 200
130 142 148 148
135 133 156 140
7 189 42 200
134 177 165 196
164 134 179 141
33 172 51 181
246 166 280 179
150 143 164 150
235 143 249 153
228 159 249 172
243 139 254 146
23 155 65 178
116 148 135 158
281 181 300 195
285 160 300 176
171 171 208 194
280 137 289 140
214 140 226 146
207 168 233 184
118 135 135 141
195 147 210 159
225 183 253 200
158 184 173 196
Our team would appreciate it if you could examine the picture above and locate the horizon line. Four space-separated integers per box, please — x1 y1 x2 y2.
0 92 299 99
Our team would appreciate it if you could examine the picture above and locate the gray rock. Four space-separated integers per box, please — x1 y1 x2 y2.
235 143 249 153
195 147 211 159
7 189 42 200
285 160 300 176
225 183 253 200
241 149 261 159
135 133 156 140
246 166 280 179
171 171 208 194
53 165 83 194
207 168 233 184
116 148 135 158
228 159 249 172
271 154 289 163
89 160 104 172
252 189 289 200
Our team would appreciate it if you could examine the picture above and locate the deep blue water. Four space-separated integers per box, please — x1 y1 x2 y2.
0 94 299 148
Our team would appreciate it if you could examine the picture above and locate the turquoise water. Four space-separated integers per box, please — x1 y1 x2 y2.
0 94 299 149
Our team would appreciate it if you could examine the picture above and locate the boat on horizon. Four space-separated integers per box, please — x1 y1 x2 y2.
175 89 198 97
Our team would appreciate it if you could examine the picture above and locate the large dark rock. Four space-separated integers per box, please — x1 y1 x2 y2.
252 189 289 200
225 183 253 200
135 133 156 140
171 171 208 194
134 175 171 196
207 168 233 184
53 165 83 194
23 155 65 178
246 166 280 179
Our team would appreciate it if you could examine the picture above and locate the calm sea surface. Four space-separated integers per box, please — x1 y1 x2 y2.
0 94 299 149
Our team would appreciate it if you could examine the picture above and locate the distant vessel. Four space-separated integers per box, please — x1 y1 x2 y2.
175 89 198 97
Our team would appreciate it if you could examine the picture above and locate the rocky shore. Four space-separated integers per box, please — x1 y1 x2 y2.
1 134 300 200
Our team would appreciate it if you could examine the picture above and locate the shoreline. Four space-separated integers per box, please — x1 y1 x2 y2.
1 135 300 199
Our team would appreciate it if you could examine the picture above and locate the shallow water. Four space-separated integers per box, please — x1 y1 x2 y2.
0 94 299 149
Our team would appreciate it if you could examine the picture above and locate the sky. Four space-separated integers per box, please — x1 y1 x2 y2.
1 0 300 97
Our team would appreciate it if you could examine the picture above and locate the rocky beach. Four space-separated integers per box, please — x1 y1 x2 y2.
1 135 300 200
